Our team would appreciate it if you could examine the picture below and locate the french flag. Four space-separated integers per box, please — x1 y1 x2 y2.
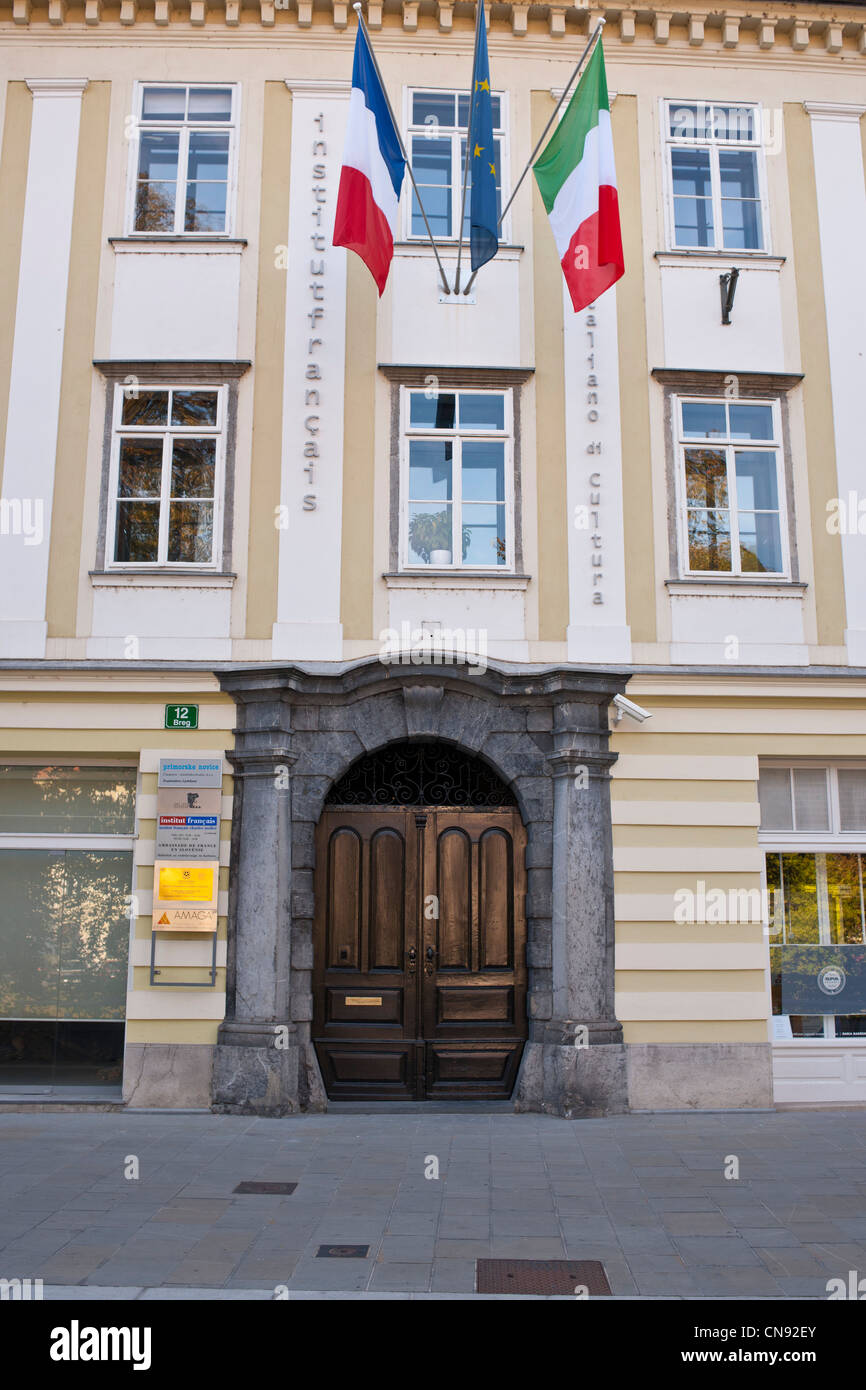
333 25 405 296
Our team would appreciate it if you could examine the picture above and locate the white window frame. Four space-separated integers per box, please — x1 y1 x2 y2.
674 394 789 580
399 385 515 572
106 382 227 571
661 98 771 255
403 86 511 244
760 760 866 1043
758 762 866 847
126 81 240 237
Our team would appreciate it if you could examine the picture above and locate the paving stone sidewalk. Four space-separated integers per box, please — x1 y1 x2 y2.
1 1108 865 1298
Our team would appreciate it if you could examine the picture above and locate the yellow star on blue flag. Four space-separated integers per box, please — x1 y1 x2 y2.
468 0 498 272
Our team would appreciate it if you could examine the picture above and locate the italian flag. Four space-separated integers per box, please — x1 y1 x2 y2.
533 40 624 313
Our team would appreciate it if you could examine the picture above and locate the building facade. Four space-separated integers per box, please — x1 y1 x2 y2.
1 0 865 1114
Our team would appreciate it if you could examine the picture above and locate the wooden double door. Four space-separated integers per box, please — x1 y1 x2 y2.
313 806 527 1100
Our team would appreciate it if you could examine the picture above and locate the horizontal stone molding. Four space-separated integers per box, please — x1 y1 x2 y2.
383 572 531 588
652 367 804 394
655 253 786 272
804 100 866 119
5 4 866 59
109 236 248 253
25 78 88 96
665 578 808 596
217 653 631 705
378 363 534 387
93 358 252 381
89 569 237 587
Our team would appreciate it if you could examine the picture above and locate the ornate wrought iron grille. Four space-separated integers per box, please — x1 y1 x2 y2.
325 741 516 808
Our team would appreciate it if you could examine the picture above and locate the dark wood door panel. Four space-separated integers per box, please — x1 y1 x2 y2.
368 826 406 970
325 986 403 1026
325 826 362 969
425 1041 523 1099
436 983 514 1026
314 803 527 1100
317 1042 417 1101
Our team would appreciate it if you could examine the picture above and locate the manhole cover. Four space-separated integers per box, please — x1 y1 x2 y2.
476 1259 611 1296
317 1245 370 1258
232 1181 297 1195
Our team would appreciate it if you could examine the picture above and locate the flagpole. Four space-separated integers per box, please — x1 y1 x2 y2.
352 3 452 295
453 0 483 295
462 17 605 295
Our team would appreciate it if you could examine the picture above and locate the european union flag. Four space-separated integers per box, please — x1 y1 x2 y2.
468 0 498 272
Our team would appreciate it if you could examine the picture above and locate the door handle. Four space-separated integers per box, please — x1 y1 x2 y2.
407 946 417 976
424 944 435 976
425 946 435 961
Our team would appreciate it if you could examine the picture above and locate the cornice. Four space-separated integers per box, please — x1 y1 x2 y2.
804 99 866 117
2 1 866 59
652 367 804 393
93 358 252 380
25 77 88 94
284 77 350 95
378 362 534 385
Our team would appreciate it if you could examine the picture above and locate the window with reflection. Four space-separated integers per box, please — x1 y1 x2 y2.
761 763 866 1041
676 397 785 576
132 84 235 235
403 388 511 569
0 765 136 1087
664 100 766 251
109 385 223 567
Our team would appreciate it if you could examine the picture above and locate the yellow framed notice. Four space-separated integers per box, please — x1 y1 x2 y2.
153 859 219 909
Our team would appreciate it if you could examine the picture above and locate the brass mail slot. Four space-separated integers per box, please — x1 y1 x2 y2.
345 995 382 1006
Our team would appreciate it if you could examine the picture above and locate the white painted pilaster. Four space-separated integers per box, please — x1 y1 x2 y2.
0 79 87 658
564 284 631 663
272 80 349 660
805 102 866 665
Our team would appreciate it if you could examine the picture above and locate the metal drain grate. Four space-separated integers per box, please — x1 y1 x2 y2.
232 1181 297 1195
317 1244 370 1258
476 1259 611 1296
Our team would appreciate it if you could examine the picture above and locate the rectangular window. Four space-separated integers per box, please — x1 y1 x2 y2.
676 397 786 577
664 101 767 252
402 388 512 569
107 385 224 568
406 89 507 241
0 764 136 1089
131 84 237 235
0 765 136 835
760 764 866 1040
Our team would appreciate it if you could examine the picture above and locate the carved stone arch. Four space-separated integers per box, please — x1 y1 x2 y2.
213 657 630 1117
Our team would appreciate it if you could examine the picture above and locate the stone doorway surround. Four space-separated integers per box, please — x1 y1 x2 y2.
212 657 631 1117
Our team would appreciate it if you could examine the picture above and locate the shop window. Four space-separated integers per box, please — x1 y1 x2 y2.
760 763 866 1040
0 765 135 1091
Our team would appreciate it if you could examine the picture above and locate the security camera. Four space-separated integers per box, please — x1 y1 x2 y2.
612 693 652 725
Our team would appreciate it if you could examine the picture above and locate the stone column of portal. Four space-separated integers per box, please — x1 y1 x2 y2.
212 698 324 1113
0 80 87 658
520 699 628 1116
